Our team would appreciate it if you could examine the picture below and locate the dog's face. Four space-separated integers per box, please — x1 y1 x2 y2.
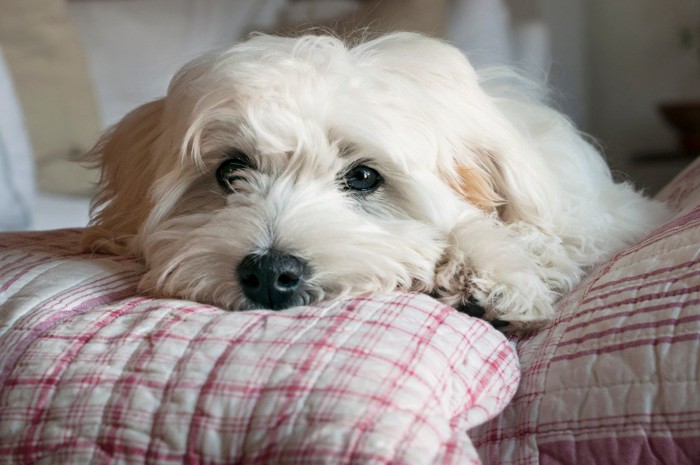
84 33 522 310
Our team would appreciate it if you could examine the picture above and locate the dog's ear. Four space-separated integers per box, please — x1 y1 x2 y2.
352 32 556 223
365 33 586 226
444 97 561 224
449 91 568 225
445 140 549 222
81 99 165 255
438 66 578 225
441 150 505 215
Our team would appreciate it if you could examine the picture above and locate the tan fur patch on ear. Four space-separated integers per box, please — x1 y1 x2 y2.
444 148 506 215
451 164 503 212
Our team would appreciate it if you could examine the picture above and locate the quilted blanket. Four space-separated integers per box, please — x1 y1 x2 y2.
3 157 700 464
471 158 700 464
0 231 519 465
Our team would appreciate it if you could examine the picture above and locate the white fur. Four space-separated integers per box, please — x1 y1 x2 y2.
82 32 672 327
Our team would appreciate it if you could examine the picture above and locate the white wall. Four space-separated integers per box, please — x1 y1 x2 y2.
586 0 700 173
537 0 700 192
69 0 287 127
541 0 589 128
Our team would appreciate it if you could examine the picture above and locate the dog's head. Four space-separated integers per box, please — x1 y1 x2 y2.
82 32 547 310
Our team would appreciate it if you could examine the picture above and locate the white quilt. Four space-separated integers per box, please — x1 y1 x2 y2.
2 157 699 464
0 232 519 464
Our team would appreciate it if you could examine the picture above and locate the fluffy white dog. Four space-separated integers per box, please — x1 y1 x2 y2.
82 32 671 327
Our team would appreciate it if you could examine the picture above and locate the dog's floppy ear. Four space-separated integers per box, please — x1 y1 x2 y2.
353 33 558 223
439 64 579 225
81 99 165 255
441 150 505 214
450 80 572 225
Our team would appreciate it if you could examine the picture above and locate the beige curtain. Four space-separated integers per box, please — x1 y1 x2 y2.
278 0 447 38
0 0 100 195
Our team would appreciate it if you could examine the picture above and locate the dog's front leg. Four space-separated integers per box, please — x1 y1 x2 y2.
433 208 574 328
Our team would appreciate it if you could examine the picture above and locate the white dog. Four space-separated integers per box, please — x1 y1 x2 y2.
82 33 671 327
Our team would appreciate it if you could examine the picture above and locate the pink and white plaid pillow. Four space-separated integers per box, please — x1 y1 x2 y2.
472 158 700 465
0 231 519 465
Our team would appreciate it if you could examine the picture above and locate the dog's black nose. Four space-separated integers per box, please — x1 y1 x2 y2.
236 252 308 310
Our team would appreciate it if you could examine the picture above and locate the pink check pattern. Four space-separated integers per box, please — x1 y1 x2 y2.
0 232 519 465
472 158 700 465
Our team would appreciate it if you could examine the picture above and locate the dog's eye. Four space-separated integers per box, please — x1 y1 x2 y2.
343 165 382 193
216 152 252 192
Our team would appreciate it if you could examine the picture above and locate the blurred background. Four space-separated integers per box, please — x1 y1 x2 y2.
1 0 699 231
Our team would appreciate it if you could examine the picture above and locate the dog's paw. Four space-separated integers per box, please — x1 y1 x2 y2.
433 244 556 330
470 272 556 329
455 296 486 318
435 268 555 330
455 296 511 329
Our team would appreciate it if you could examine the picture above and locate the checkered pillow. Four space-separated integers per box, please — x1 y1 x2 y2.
0 232 519 465
472 158 700 464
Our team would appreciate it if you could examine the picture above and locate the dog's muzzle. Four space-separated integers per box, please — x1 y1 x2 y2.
236 252 309 310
